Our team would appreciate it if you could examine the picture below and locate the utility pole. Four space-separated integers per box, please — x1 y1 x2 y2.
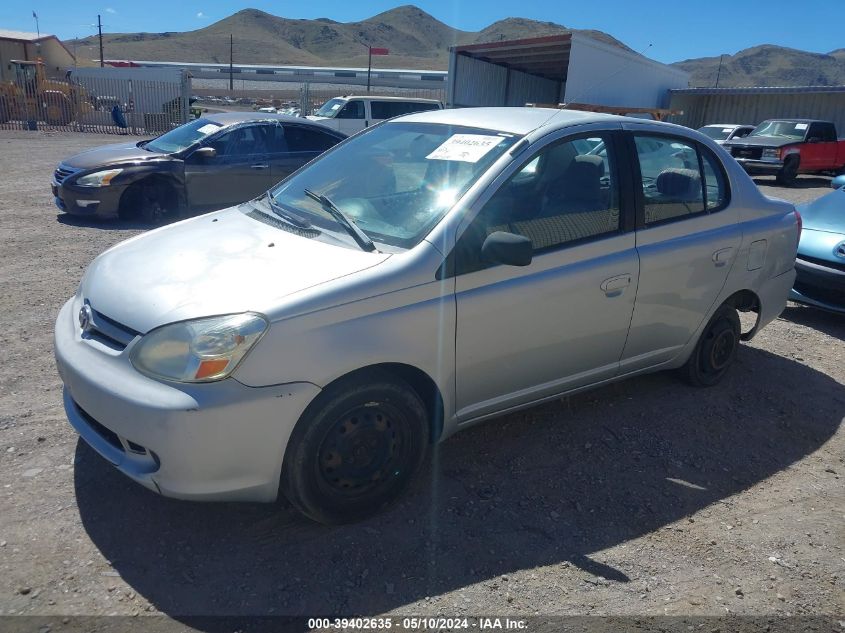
714 54 724 88
32 11 40 38
229 34 234 92
367 46 372 93
98 14 104 67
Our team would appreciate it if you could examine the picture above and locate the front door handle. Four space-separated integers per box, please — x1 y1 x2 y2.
250 163 269 170
600 274 632 296
712 247 734 267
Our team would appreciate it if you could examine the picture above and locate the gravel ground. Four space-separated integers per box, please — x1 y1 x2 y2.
0 131 843 624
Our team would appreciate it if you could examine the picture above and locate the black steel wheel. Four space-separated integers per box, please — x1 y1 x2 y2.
282 370 429 524
683 304 741 387
776 157 799 186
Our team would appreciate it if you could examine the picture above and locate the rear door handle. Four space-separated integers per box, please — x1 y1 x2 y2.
250 163 269 170
712 247 734 267
600 274 632 296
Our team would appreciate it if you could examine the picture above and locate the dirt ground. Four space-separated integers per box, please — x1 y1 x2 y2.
0 131 842 625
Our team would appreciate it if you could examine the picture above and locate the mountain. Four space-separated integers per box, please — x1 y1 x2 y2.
672 45 845 88
67 5 625 70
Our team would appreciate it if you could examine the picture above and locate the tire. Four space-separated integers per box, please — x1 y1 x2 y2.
118 181 175 224
682 305 741 387
776 157 799 186
43 92 72 126
281 370 430 525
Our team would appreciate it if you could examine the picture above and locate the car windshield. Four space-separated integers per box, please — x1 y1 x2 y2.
145 118 224 153
749 121 808 140
699 126 733 140
313 98 346 118
268 122 521 249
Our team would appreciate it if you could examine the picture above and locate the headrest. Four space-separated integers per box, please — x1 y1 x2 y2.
656 168 700 198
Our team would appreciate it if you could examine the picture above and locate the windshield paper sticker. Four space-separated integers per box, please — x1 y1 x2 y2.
426 134 503 163
795 123 808 130
197 123 220 135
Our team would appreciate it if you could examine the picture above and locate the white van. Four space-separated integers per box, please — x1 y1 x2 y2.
306 95 442 134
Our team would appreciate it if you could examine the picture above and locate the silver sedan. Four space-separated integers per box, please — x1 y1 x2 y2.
55 107 800 524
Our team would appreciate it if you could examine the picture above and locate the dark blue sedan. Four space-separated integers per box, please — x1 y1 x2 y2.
790 183 845 313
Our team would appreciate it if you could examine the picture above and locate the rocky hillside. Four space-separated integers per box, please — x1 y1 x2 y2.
67 5 627 69
672 45 845 87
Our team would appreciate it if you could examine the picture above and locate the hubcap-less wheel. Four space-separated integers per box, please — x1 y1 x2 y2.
683 305 741 387
318 405 403 494
708 328 737 371
282 372 429 524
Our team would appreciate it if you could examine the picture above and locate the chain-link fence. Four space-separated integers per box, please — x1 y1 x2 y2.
0 68 190 135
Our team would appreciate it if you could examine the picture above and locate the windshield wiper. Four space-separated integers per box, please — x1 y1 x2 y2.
303 188 376 252
258 193 313 229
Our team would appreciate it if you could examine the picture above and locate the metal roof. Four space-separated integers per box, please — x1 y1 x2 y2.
0 29 54 42
672 85 845 95
451 34 573 82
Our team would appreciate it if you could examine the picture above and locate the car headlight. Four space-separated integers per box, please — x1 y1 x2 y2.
130 313 268 383
75 169 123 187
761 148 780 160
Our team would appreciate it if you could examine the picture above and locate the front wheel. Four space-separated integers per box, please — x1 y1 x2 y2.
682 305 741 387
776 157 799 186
282 371 429 524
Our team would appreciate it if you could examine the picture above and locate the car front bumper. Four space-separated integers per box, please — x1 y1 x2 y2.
54 297 321 502
789 256 845 314
52 180 127 218
733 158 784 175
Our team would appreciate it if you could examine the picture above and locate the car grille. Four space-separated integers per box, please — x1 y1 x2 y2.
74 402 124 451
730 146 763 160
53 164 79 184
797 254 845 274
82 304 141 351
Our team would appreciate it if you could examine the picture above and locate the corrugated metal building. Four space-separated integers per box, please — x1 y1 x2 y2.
446 33 688 109
668 86 845 133
0 30 76 81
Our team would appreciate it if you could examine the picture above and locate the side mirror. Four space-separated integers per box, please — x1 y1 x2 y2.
481 231 533 267
193 146 217 160
831 174 845 189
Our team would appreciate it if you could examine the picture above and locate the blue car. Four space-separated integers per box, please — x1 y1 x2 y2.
790 183 845 313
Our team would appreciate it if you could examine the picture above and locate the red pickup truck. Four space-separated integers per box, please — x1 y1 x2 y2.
723 119 845 185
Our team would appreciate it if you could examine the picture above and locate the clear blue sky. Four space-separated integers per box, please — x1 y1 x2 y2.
2 1 838 64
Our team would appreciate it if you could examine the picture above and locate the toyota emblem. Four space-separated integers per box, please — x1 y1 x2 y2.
78 304 93 332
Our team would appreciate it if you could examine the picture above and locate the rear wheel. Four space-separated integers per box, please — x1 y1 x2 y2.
282 371 429 524
682 305 741 387
776 156 799 186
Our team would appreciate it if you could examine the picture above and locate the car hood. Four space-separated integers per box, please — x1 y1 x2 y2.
62 141 167 169
723 136 801 149
798 187 845 234
80 205 390 333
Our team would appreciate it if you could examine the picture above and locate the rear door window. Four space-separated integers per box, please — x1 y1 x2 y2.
633 134 728 226
283 125 342 153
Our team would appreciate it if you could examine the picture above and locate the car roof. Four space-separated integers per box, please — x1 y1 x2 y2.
701 124 745 128
202 112 309 126
334 95 441 103
760 118 828 124
397 107 630 136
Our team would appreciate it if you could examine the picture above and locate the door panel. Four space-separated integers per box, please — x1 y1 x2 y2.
621 132 740 372
455 235 639 420
452 131 637 421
